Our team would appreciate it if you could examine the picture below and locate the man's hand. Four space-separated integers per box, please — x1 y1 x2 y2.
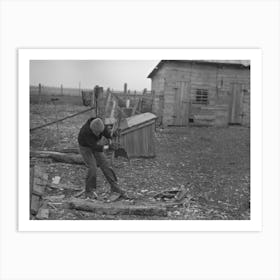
109 142 120 151
103 145 109 152
103 143 120 152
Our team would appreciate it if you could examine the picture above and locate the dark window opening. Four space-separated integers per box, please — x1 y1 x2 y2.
193 89 209 105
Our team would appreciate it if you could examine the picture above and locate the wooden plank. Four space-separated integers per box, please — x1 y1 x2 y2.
30 166 49 216
30 166 34 211
30 194 41 215
32 166 48 195
104 90 112 117
120 120 155 135
131 98 140 116
173 85 179 125
182 82 190 126
229 83 243 124
236 84 244 123
120 112 157 130
67 198 168 217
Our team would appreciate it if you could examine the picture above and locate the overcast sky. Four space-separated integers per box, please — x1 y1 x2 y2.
30 60 158 91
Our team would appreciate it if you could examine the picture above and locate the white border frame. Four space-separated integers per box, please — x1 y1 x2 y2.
19 48 262 232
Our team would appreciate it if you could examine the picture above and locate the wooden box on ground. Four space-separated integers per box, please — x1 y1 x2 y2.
119 113 157 158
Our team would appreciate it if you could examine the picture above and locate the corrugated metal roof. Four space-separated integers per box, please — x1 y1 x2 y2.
119 112 157 131
147 60 250 78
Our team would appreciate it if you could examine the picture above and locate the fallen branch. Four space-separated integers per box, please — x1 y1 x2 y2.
73 190 85 198
153 189 180 199
67 198 168 217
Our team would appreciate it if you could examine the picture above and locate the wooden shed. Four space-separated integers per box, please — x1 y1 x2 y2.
148 60 250 127
119 113 157 158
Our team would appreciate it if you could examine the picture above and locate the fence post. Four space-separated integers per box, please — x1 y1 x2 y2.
38 83 42 104
104 88 112 118
60 84 63 95
93 85 100 117
124 83 127 94
50 98 60 142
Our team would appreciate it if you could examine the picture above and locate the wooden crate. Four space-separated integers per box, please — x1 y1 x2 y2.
119 113 157 158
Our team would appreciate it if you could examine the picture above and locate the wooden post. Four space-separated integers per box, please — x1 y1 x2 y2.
124 83 127 94
93 85 99 117
99 86 104 118
51 98 60 140
132 98 140 115
92 86 104 118
104 88 112 118
79 81 81 97
38 83 42 104
60 84 63 95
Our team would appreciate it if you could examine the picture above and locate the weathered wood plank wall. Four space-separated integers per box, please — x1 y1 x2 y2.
120 122 155 158
151 61 250 126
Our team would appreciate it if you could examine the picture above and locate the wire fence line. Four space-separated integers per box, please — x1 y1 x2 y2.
30 107 93 133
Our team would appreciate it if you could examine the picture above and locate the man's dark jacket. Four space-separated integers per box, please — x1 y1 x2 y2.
78 118 112 152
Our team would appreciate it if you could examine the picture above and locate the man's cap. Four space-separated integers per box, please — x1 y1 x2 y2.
90 118 104 135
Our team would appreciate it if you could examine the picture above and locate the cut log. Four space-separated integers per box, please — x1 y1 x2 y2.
54 148 79 154
30 151 84 165
67 198 168 217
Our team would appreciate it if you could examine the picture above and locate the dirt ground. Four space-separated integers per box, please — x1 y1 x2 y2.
30 102 250 220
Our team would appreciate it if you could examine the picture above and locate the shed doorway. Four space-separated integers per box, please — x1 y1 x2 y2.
173 81 190 126
229 83 244 124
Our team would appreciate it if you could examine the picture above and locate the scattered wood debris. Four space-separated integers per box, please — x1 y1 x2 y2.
36 206 49 220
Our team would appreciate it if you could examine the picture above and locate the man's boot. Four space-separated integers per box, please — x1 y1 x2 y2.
85 175 97 199
110 182 129 200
